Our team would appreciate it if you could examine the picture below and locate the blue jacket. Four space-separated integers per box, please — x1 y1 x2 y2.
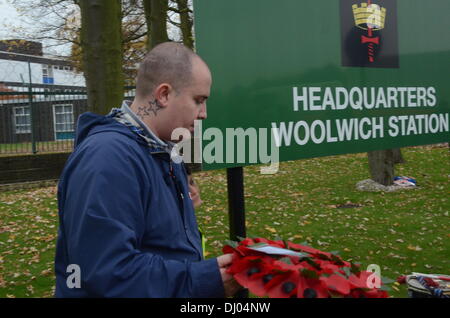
54 111 224 297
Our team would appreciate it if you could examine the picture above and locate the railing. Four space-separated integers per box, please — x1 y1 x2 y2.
0 83 135 155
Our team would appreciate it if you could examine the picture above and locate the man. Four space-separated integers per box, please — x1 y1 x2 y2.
55 42 240 297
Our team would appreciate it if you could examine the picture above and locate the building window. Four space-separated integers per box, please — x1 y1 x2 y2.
14 106 31 134
42 64 54 84
53 104 75 140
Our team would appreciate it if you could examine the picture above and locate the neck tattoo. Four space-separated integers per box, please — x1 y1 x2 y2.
137 99 163 118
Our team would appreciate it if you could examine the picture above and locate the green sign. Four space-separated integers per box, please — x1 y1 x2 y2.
193 0 450 171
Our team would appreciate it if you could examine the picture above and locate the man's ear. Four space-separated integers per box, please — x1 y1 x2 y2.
154 83 172 107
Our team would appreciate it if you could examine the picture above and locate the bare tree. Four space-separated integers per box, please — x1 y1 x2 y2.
79 0 124 114
8 0 81 57
143 0 169 49
8 2 147 53
8 0 192 85
172 0 194 49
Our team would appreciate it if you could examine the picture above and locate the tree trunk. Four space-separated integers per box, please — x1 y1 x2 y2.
79 0 124 115
142 0 152 49
175 0 197 171
392 148 405 164
368 150 395 186
176 0 194 49
143 0 169 49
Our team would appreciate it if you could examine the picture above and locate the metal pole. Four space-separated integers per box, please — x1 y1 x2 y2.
227 166 246 241
28 60 36 154
226 166 248 298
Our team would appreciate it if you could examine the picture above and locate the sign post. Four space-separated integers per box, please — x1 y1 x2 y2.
226 166 248 297
226 167 246 242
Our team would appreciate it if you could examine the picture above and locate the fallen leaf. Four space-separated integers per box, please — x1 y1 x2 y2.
40 269 52 276
265 226 277 233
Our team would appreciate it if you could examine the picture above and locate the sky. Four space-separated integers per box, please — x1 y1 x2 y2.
0 0 27 38
0 0 71 56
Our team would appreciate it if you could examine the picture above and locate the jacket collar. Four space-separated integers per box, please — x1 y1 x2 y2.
108 101 175 156
121 101 168 147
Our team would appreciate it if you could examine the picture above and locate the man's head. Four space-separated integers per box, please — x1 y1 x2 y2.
131 42 211 142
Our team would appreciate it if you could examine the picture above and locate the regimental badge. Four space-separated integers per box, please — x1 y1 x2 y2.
340 0 399 68
352 1 386 63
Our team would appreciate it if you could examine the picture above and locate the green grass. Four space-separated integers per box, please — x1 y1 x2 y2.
0 145 449 298
0 187 58 297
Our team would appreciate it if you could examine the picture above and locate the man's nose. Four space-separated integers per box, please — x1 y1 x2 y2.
198 104 207 120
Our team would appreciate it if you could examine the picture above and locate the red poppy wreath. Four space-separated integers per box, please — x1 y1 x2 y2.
223 238 390 298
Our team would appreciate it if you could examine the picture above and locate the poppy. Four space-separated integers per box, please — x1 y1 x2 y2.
227 255 263 275
233 258 288 297
296 276 330 298
267 270 300 298
320 274 351 296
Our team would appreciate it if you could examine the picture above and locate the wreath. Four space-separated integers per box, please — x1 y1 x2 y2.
223 237 390 298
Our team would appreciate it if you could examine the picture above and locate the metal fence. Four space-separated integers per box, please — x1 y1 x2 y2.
0 82 135 155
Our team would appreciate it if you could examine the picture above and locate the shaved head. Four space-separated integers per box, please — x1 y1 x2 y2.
131 42 211 142
136 42 202 98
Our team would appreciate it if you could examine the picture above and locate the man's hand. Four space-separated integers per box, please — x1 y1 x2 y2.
217 254 243 297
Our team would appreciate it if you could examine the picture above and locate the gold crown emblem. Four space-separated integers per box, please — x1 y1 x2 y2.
352 3 386 30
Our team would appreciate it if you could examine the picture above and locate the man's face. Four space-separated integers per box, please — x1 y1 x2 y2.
166 58 211 139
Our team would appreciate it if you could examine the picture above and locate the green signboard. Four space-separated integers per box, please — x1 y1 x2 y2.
193 0 450 171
